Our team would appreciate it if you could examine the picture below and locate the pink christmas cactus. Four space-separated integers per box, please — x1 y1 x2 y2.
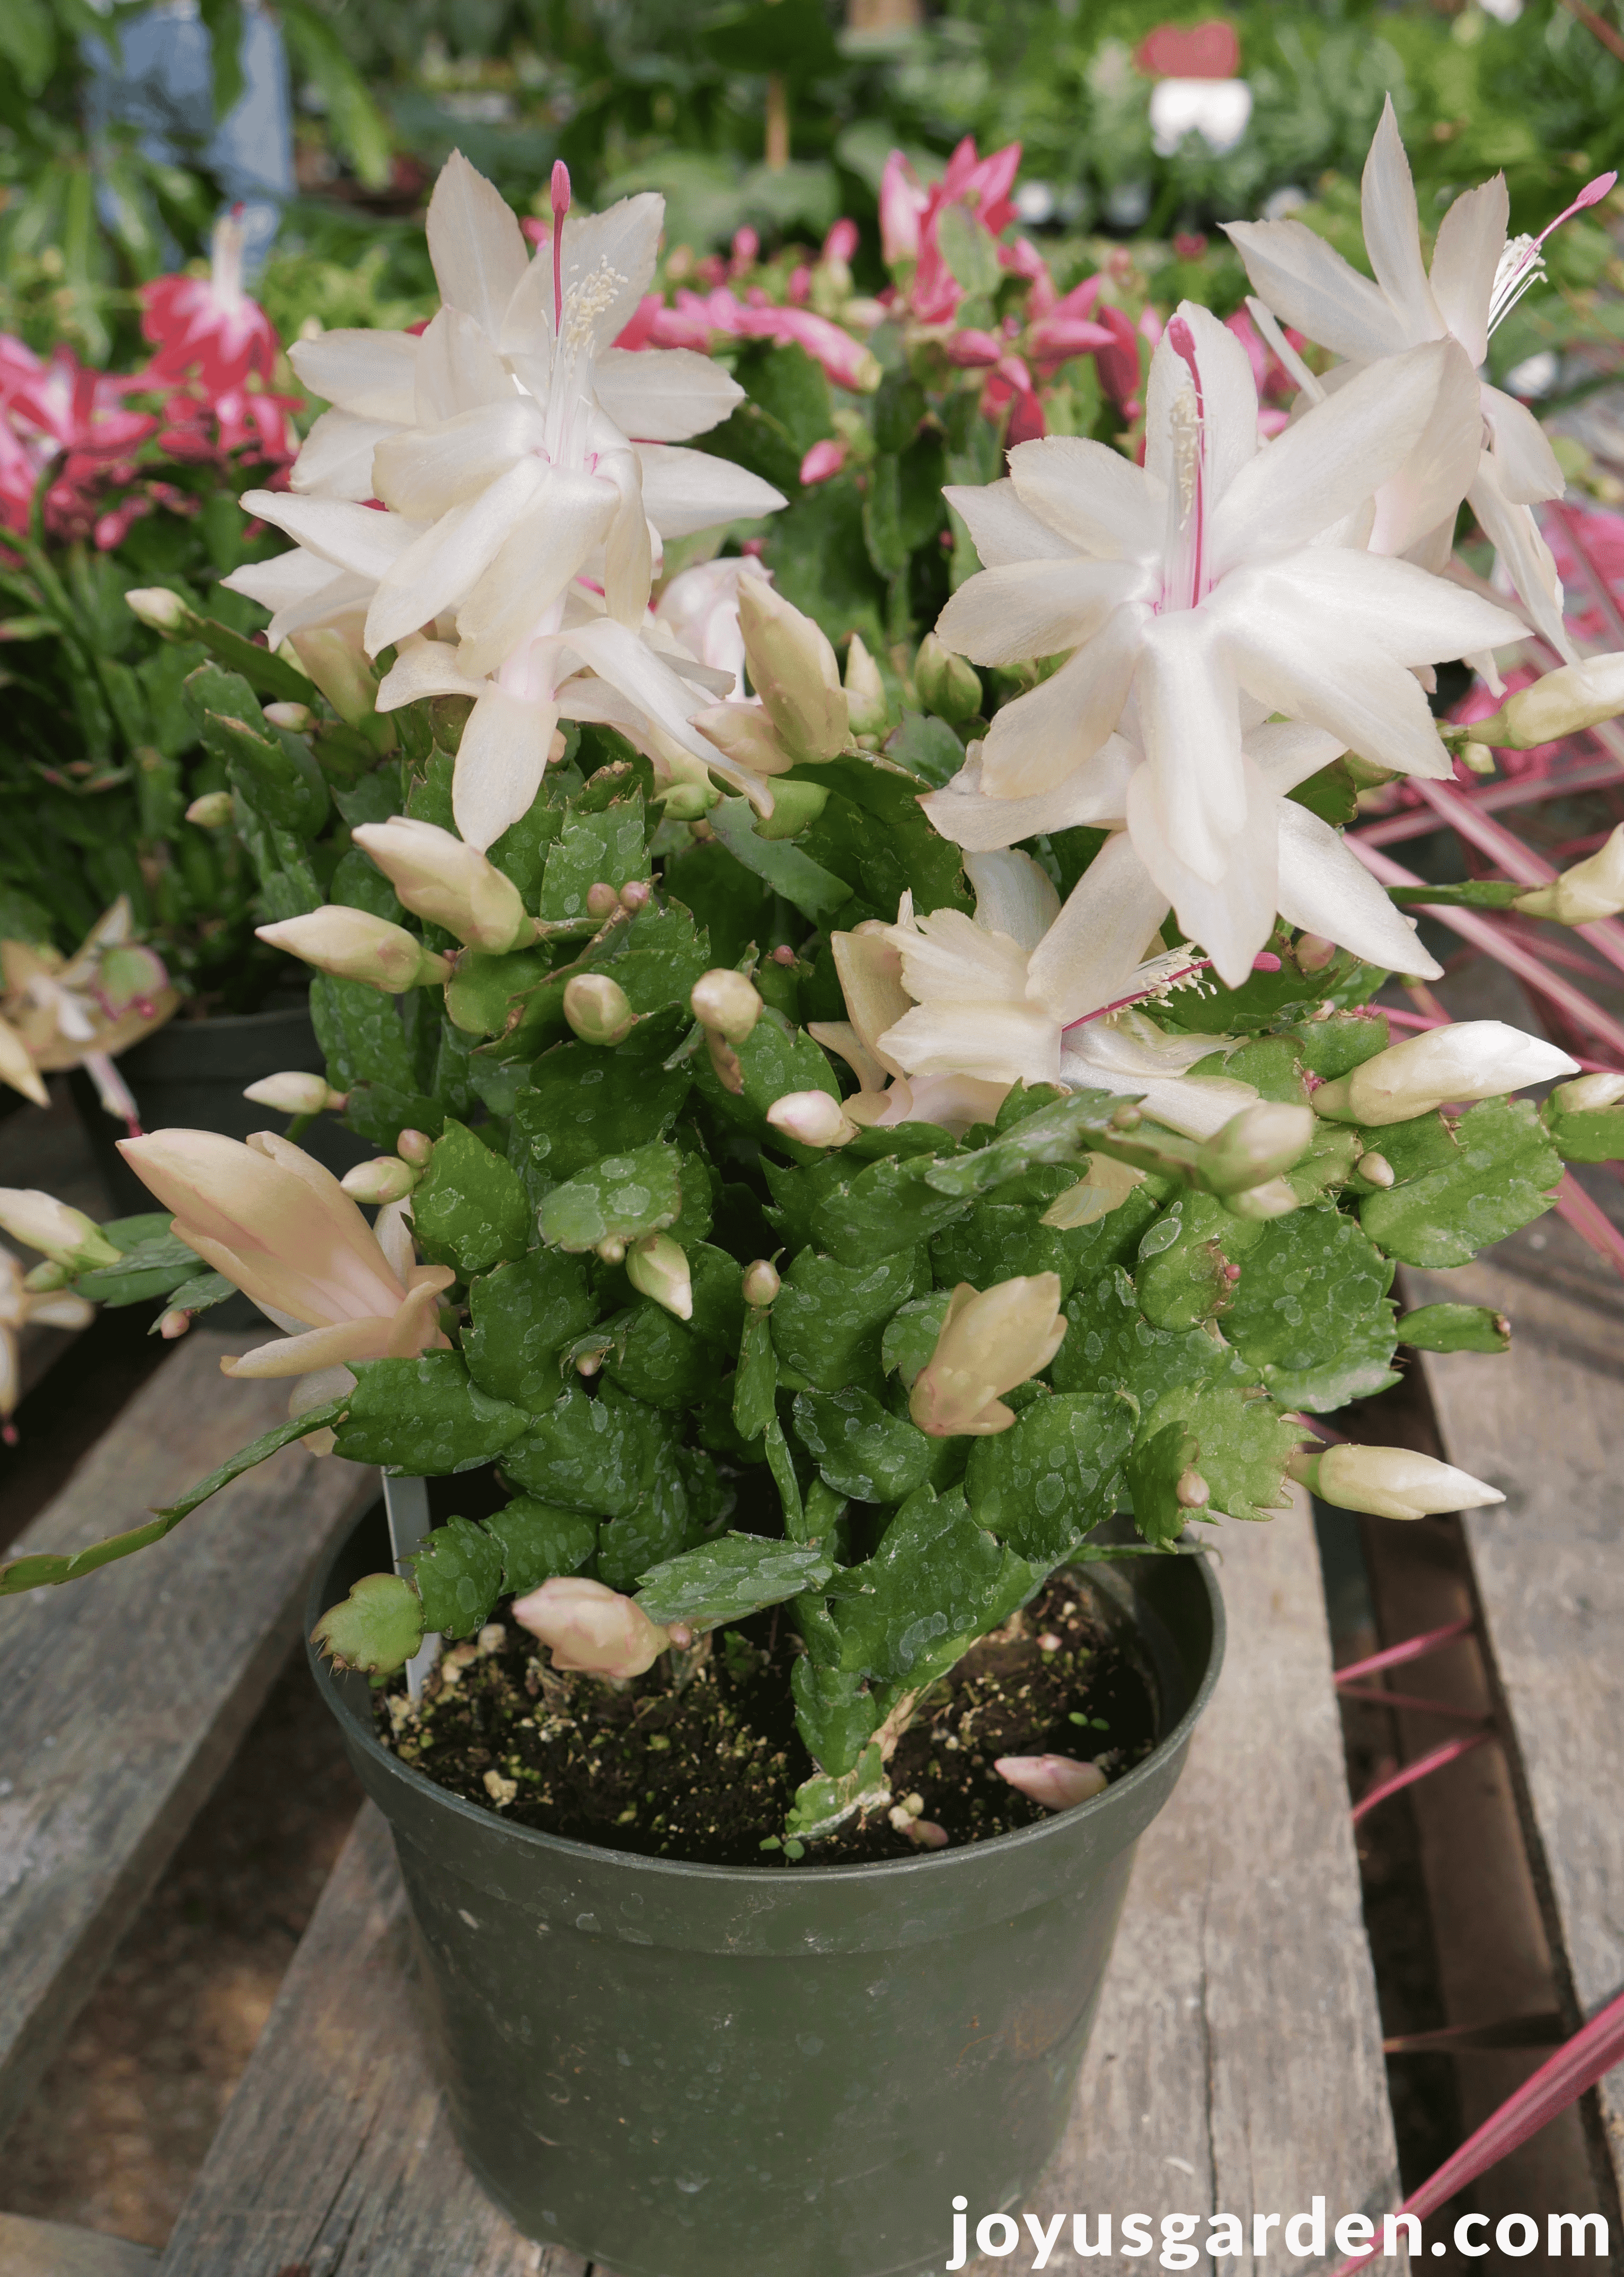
0 339 158 543
139 210 278 393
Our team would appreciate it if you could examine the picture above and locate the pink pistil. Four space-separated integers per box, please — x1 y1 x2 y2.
550 161 571 335
1539 170 1618 246
1061 954 1212 1035
1252 951 1281 971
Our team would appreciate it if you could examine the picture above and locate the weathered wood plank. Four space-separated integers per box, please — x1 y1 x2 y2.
0 1331 376 2143
154 1806 585 2277
1406 1210 1624 2205
967 1491 1405 2274
0 2212 156 2276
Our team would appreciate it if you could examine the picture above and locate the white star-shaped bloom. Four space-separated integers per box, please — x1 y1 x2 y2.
1225 96 1615 656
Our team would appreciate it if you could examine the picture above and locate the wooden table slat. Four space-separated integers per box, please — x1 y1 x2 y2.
0 1330 376 2143
1406 1213 1624 2204
0 2211 156 2276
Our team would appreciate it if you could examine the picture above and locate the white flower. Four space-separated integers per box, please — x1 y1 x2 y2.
654 554 773 691
1225 99 1616 656
935 304 1523 926
919 716 1441 989
853 849 1266 1140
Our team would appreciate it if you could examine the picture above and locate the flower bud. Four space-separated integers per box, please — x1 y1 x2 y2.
1312 1021 1578 1126
1514 825 1624 925
158 1307 192 1340
914 631 983 725
1356 1152 1396 1188
1298 1442 1505 1521
1471 652 1624 748
596 1235 627 1266
742 1258 781 1308
690 701 797 778
287 621 381 730
257 908 451 993
511 1575 673 1678
586 881 621 919
243 1071 346 1116
262 702 312 735
563 973 636 1046
626 1231 692 1320
185 790 234 828
1460 740 1495 776
1223 1175 1304 1222
690 968 762 1044
993 1754 1108 1811
0 1189 121 1271
352 818 533 954
1197 1102 1316 1195
22 1259 70 1292
341 1155 419 1204
659 781 719 822
123 586 190 634
765 1089 859 1148
96 941 169 1016
910 1274 1067 1437
619 879 651 912
843 633 889 736
1176 1467 1210 1509
398 1127 434 1165
1294 932 1337 974
737 577 849 763
754 779 831 841
1554 1070 1624 1113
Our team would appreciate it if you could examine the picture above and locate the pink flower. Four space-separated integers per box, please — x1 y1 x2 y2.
0 337 158 542
1093 304 1143 406
799 438 848 486
823 218 859 266
139 210 278 392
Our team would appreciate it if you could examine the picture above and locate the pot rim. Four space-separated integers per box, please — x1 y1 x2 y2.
309 1513 1224 1893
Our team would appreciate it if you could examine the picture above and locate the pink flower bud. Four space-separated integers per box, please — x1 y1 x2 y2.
397 1128 434 1165
257 908 452 994
158 1307 192 1339
742 1258 781 1308
765 1090 858 1149
799 438 849 487
341 1156 419 1204
563 974 636 1046
626 1232 692 1320
352 818 533 955
243 1071 345 1116
994 1755 1108 1811
185 790 234 828
263 701 314 732
690 968 762 1044
910 1274 1067 1437
511 1575 672 1678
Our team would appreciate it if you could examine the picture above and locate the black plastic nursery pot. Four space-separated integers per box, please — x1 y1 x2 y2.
307 1507 1224 2277
69 995 370 1216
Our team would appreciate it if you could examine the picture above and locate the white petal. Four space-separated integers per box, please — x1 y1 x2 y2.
1480 386 1565 506
943 479 1078 567
414 305 513 426
239 492 426 580
1007 436 1162 559
965 849 1061 951
426 151 531 342
921 737 1134 849
558 616 721 757
1361 96 1444 345
1223 216 1411 364
290 409 396 502
1134 609 1247 885
1211 341 1449 573
1276 799 1441 975
885 906 1031 1007
1466 458 1573 661
596 448 653 623
1368 338 1482 559
1127 754 1277 988
373 399 546 523
288 328 420 422
1223 589 1455 779
935 558 1142 666
880 1002 1061 1088
1229 550 1526 668
978 606 1146 798
594 347 744 442
1122 1072 1259 1141
1428 177 1507 369
1027 831 1171 1023
220 551 374 647
453 684 557 851
375 634 488 711
454 467 619 677
366 457 548 655
635 443 786 539
1244 719 1346 791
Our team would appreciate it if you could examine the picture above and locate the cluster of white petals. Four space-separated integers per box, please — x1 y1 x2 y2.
223 153 784 848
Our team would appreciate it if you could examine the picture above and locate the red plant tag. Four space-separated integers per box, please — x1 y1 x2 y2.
1133 19 1241 78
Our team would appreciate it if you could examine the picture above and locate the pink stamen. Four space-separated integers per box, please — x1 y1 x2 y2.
550 161 571 335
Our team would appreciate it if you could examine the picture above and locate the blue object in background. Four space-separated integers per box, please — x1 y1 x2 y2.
82 1 295 275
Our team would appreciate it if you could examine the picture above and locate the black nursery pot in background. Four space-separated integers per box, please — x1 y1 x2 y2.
308 1509 1225 2277
70 995 371 1215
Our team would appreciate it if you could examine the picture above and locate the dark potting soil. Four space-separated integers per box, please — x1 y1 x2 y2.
372 1573 1160 1867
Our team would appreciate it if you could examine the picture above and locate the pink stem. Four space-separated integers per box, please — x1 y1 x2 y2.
1546 498 1624 647
1351 1729 1491 1823
1356 753 1624 848
1554 1171 1624 1279
1335 1684 1490 1720
1348 837 1624 1058
1335 1618 1475 1685
1332 1985 1624 2274
1407 776 1624 982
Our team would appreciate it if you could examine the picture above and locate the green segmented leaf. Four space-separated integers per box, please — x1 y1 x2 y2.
501 1385 674 1520
412 1118 532 1273
538 1138 685 1253
771 1243 931 1392
1221 1202 1398 1411
1136 1381 1301 1530
635 1532 836 1627
310 1572 425 1676
463 1250 597 1407
806 1149 971 1265
1360 1099 1563 1269
333 1355 528 1474
790 1660 880 1778
829 1485 1030 1687
964 1393 1134 1565
486 1497 600 1592
792 1384 935 1503
410 1515 505 1638
1396 1303 1510 1354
